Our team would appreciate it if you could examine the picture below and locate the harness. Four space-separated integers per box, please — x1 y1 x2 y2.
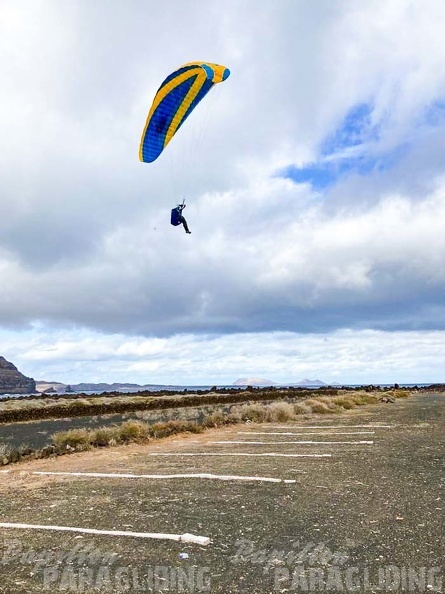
170 199 186 226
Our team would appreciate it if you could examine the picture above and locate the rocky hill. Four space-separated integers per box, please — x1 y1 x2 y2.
233 378 278 386
0 357 36 395
233 377 329 387
296 379 326 386
35 381 168 394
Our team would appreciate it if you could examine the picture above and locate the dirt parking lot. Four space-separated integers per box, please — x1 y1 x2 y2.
0 393 443 593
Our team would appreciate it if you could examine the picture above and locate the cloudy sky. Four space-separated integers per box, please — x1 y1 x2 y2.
1 0 445 386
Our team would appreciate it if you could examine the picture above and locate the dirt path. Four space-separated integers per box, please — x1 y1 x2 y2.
0 393 443 593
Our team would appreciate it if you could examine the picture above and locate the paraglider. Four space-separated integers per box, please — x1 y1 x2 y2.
139 61 230 233
139 62 230 163
171 200 191 234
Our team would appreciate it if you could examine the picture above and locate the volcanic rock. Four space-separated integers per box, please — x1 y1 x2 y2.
0 356 36 395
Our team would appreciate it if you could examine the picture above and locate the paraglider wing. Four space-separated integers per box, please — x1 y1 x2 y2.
139 62 230 163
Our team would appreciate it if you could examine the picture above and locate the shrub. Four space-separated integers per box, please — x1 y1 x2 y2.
238 403 267 423
305 399 333 414
149 420 202 439
350 393 379 405
117 420 150 443
266 402 296 422
203 410 226 428
315 397 341 411
0 443 11 458
0 443 12 464
52 428 92 451
331 397 356 410
226 408 242 424
393 390 409 398
69 399 90 408
90 427 119 447
293 402 311 415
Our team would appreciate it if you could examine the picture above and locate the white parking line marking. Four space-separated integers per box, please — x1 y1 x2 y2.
32 471 296 484
236 431 375 436
212 440 374 445
148 452 332 458
0 523 210 546
269 425 392 429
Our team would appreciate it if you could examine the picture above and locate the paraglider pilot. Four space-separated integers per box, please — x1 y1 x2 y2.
171 202 191 234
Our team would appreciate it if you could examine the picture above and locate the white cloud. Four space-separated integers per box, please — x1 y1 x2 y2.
1 325 444 385
1 1 445 381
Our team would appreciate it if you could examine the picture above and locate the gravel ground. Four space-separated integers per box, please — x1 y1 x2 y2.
0 393 443 593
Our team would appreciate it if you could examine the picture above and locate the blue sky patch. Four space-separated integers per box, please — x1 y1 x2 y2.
283 97 445 190
423 99 445 127
321 102 377 156
284 155 378 190
280 102 391 189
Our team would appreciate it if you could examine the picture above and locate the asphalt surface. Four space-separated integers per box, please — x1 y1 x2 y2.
0 392 443 593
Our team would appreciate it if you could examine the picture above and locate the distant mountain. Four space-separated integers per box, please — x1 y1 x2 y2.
36 381 165 394
36 381 66 393
35 377 333 394
73 382 146 392
233 378 278 386
233 378 329 387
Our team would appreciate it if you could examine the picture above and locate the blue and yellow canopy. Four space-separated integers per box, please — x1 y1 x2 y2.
139 62 230 163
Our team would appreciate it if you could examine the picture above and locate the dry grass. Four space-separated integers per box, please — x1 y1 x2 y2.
293 402 312 415
0 388 415 466
304 399 334 414
203 410 227 427
350 393 380 405
393 390 410 398
265 401 296 422
0 385 419 425
331 396 356 409
49 389 403 454
0 443 11 458
52 428 92 451
148 420 202 439
118 420 150 442
51 419 202 453
238 403 268 422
